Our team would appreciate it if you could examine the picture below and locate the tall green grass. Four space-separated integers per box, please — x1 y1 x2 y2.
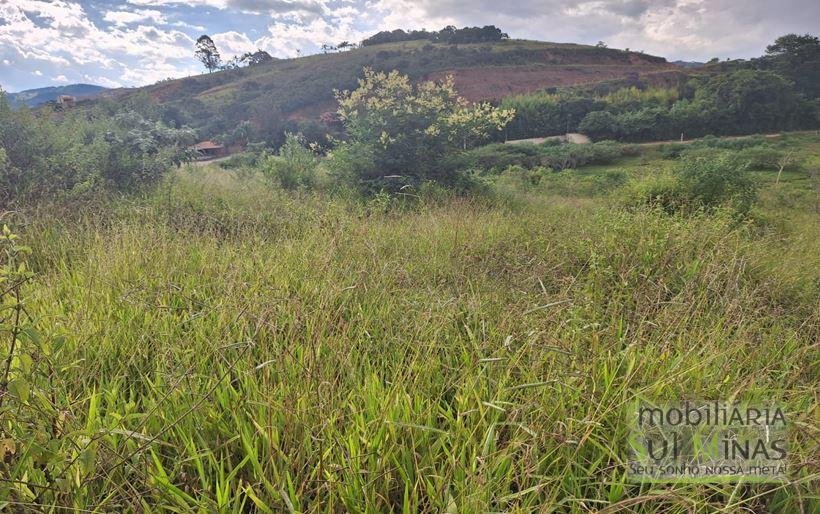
1 156 817 511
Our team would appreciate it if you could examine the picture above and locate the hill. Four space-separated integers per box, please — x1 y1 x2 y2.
7 83 108 108
110 39 675 141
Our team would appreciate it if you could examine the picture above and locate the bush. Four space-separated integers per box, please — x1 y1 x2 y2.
623 153 758 215
678 153 757 213
736 146 801 171
453 140 624 174
334 68 514 189
621 172 685 213
217 151 261 170
538 141 622 170
0 93 195 203
259 133 320 190
659 143 688 159
578 111 620 140
450 143 543 172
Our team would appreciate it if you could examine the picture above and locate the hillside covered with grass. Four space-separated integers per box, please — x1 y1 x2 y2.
106 39 674 143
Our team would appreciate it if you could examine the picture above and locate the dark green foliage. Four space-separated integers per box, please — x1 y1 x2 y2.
454 140 624 173
763 33 820 98
259 133 319 190
495 164 627 196
501 33 820 143
453 143 546 171
0 91 194 204
624 153 758 215
658 136 801 173
502 94 602 140
678 154 757 213
577 110 619 140
361 25 508 47
217 151 260 170
577 70 815 142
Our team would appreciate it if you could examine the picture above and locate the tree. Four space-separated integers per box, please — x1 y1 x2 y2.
578 111 619 140
334 68 514 186
693 69 803 133
195 35 222 73
242 49 273 66
764 33 820 98
220 49 274 70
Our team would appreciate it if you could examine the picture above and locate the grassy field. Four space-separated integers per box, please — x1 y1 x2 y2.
1 134 818 511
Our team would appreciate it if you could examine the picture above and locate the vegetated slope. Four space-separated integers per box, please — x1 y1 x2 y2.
7 83 108 108
112 39 675 139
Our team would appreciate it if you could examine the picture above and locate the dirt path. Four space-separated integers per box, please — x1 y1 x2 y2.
506 130 817 147
191 155 234 166
506 133 591 145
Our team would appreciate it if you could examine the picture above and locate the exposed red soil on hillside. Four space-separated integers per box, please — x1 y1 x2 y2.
288 64 680 122
424 64 675 102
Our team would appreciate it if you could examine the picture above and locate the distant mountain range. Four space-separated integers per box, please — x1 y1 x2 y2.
5 84 109 108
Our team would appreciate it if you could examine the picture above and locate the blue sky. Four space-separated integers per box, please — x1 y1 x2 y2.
1 0 818 92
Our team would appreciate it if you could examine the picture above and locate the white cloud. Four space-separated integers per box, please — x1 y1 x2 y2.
368 0 820 61
1 0 818 90
0 1 199 88
212 31 257 57
103 9 166 27
257 13 367 57
128 0 327 15
54 74 69 82
33 70 43 76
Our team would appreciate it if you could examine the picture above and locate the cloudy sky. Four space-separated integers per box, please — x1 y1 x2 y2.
1 0 818 92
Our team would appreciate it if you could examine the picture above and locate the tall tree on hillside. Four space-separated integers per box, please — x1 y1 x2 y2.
195 35 222 73
764 33 820 98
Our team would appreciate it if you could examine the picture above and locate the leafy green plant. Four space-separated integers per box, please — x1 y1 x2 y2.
335 68 514 188
259 133 320 190
678 153 757 213
623 153 758 215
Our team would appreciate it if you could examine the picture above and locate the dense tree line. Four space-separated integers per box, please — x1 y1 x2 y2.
361 26 509 47
500 34 820 142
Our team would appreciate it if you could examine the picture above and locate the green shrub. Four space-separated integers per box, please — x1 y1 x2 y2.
578 110 620 140
454 140 623 174
323 141 377 188
450 143 543 172
621 171 685 213
659 143 688 159
259 133 319 190
538 141 622 170
623 153 758 215
678 153 757 213
218 151 262 170
335 68 514 189
0 94 194 203
736 146 802 171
